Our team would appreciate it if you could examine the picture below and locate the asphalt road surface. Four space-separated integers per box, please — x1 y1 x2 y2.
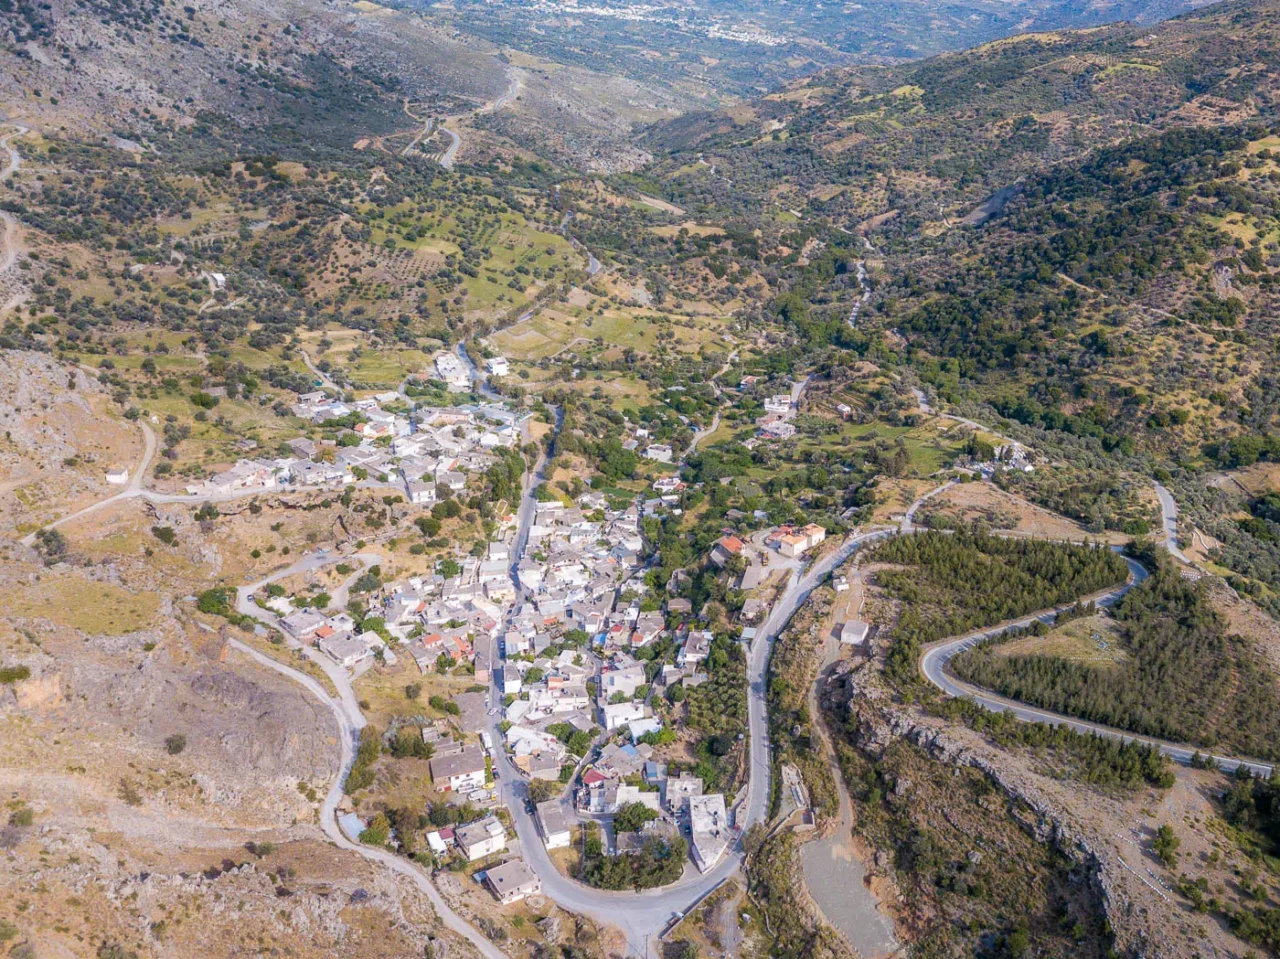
920 554 1273 777
1154 482 1190 563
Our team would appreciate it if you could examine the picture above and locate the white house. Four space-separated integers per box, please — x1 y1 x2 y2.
430 745 488 793
435 352 471 391
484 858 541 904
456 815 506 861
406 479 438 505
487 356 510 377
601 701 650 731
689 793 730 872
678 631 712 667
840 620 870 646
535 801 572 851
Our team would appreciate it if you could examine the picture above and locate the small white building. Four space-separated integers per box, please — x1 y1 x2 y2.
456 815 506 862
535 800 572 851
105 467 129 485
487 356 510 377
601 701 650 731
840 620 870 646
406 479 438 505
484 858 541 904
688 793 730 872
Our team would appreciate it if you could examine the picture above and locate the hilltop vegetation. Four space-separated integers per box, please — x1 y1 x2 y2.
637 0 1280 464
870 529 1130 685
953 549 1280 760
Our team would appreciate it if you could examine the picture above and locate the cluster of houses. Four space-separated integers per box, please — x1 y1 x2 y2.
492 490 707 770
574 759 730 873
765 523 827 558
373 563 508 674
615 420 676 465
756 393 797 441
278 605 396 671
185 397 527 501
976 441 1038 477
390 404 527 504
422 350 511 391
709 522 826 588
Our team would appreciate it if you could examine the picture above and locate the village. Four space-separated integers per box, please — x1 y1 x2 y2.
235 355 848 904
181 355 529 503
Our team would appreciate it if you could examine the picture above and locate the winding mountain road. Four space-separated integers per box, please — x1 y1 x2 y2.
919 553 1273 777
438 70 522 170
19 420 157 547
223 552 509 959
300 348 341 394
680 349 738 462
902 479 956 532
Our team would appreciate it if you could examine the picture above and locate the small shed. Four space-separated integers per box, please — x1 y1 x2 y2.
840 620 870 646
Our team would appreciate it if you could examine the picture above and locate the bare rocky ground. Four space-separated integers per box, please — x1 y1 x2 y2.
0 362 481 958
0 351 142 534
0 0 676 174
0 566 480 958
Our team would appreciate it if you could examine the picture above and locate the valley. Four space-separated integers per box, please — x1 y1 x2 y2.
3 0 1280 958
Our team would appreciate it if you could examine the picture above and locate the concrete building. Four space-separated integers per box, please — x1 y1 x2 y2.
456 815 506 861
664 772 703 812
316 631 374 669
430 745 488 793
435 351 471 391
601 701 650 731
484 859 541 904
535 801 572 850
688 793 729 872
840 620 870 646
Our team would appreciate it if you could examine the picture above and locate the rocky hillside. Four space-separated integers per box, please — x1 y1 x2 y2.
633 0 1280 458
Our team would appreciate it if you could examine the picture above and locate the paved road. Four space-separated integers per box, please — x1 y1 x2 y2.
1154 482 1190 563
919 554 1273 777
234 549 384 730
909 388 1020 447
437 70 521 170
679 350 738 463
18 457 405 547
438 126 463 170
847 260 871 327
559 209 602 276
401 115 434 158
455 342 506 403
222 631 508 959
475 478 894 959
